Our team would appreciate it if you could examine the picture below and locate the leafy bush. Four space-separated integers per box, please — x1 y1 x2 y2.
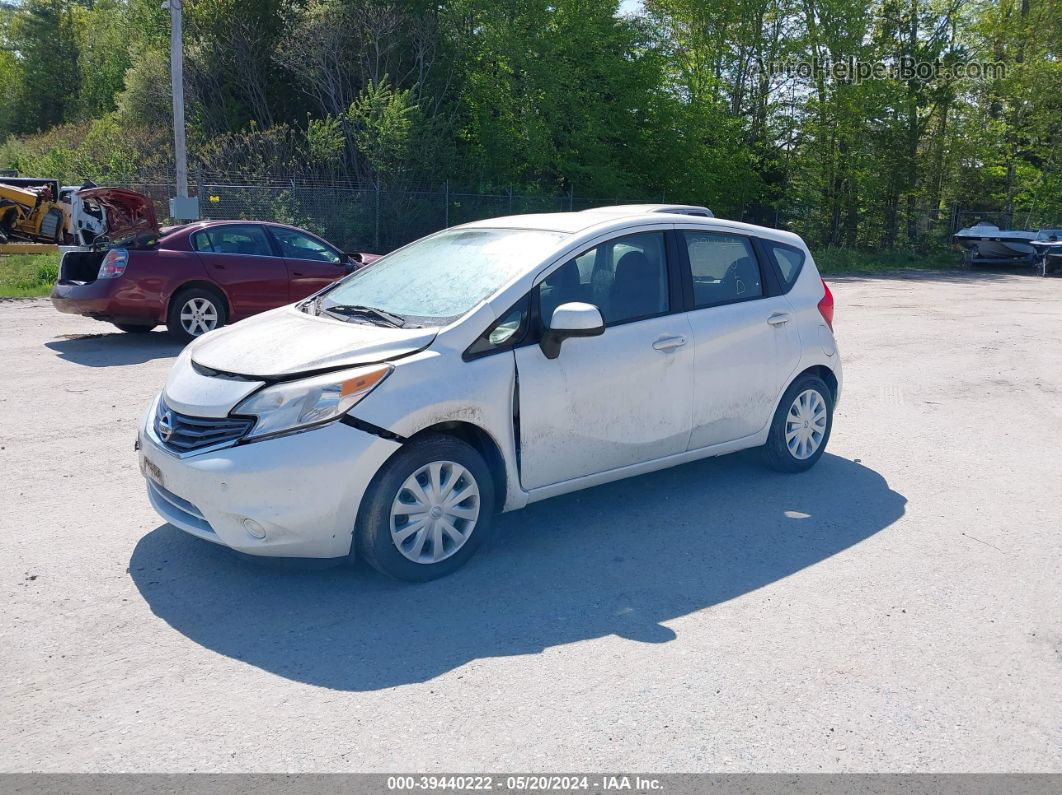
814 248 961 274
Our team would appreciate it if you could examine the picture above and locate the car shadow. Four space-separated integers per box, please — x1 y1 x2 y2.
45 331 184 367
129 451 906 691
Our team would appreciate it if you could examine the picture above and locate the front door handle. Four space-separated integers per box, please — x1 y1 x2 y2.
767 313 791 326
652 335 687 351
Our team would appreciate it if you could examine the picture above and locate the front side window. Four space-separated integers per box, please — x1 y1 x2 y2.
322 228 567 325
193 225 273 257
539 231 668 326
270 227 341 264
682 231 762 308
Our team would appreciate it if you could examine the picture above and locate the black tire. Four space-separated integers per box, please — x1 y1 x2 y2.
113 323 156 334
762 374 834 473
166 287 227 343
356 433 496 582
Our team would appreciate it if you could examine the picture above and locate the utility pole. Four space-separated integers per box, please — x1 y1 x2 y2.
164 0 198 220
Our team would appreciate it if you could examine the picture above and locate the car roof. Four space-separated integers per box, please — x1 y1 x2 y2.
458 206 806 247
183 219 296 230
173 219 326 239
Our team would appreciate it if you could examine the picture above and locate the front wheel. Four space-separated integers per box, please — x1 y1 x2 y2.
114 323 156 334
356 434 495 582
762 375 834 472
166 288 227 342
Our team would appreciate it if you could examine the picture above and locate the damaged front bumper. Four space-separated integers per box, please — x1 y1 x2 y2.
138 397 401 559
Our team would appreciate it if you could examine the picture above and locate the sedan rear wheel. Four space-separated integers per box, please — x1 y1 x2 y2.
166 288 227 343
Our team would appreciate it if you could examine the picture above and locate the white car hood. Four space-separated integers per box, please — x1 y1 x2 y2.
190 306 438 379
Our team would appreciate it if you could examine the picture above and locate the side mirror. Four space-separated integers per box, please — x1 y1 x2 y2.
343 254 360 272
540 301 604 359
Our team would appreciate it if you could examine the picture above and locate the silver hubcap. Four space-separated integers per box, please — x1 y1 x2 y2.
785 388 827 460
180 297 219 336
390 461 481 564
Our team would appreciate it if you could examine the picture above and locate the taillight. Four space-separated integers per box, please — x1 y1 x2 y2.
97 248 129 279
817 278 834 330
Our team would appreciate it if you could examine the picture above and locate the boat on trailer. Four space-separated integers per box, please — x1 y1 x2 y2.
953 222 1038 263
1031 229 1062 276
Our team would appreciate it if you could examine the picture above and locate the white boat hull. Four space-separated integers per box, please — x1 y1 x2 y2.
954 225 1037 260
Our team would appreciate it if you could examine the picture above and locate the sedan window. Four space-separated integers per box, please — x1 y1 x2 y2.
192 226 273 257
270 227 341 264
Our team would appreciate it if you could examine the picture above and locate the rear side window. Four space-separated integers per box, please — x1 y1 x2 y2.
681 231 762 308
192 226 273 257
765 241 805 291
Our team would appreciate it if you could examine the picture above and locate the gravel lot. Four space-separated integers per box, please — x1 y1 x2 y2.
1 270 1060 772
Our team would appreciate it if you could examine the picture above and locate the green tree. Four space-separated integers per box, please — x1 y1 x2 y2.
6 0 82 134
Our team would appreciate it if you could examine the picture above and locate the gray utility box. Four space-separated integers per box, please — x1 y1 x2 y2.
169 196 200 221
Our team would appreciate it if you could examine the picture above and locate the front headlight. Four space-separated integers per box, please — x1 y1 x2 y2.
235 364 392 440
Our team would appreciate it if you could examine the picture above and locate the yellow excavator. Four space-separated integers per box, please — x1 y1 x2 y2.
0 178 66 245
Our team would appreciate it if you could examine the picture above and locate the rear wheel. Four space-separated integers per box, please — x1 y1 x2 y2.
166 287 227 342
113 323 156 334
356 434 495 582
762 375 834 472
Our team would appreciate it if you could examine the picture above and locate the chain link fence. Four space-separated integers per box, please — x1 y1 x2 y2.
122 176 668 253
115 175 1058 254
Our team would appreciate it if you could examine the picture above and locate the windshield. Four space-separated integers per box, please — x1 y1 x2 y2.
319 228 567 324
1035 229 1062 241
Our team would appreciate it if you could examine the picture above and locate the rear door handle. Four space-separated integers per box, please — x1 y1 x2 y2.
767 313 791 326
652 335 687 351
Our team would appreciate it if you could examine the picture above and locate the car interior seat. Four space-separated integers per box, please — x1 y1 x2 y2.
610 250 663 321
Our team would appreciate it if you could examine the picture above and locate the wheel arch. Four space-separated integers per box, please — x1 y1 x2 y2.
166 280 231 322
405 421 509 513
787 364 838 403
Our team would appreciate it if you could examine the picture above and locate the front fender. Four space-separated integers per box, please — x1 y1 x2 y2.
349 347 529 511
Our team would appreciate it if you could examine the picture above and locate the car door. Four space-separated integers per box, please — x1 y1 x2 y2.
266 225 350 300
513 230 694 490
190 224 290 319
679 229 801 449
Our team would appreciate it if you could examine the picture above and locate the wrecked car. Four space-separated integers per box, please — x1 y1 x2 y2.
137 205 842 581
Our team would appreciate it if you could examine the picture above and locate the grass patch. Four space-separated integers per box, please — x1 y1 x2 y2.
0 253 60 298
814 247 960 274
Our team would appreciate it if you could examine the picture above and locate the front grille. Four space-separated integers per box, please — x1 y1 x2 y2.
154 398 253 454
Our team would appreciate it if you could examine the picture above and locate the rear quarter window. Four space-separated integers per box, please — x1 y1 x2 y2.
765 241 805 291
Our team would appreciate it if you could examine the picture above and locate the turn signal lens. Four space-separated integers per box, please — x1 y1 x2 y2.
235 364 393 440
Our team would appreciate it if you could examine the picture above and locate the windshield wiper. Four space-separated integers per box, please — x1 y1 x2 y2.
321 303 406 328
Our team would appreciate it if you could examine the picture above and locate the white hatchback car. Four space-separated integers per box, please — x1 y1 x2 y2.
138 206 841 580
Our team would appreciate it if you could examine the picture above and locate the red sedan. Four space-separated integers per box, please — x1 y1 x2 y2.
52 218 378 341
